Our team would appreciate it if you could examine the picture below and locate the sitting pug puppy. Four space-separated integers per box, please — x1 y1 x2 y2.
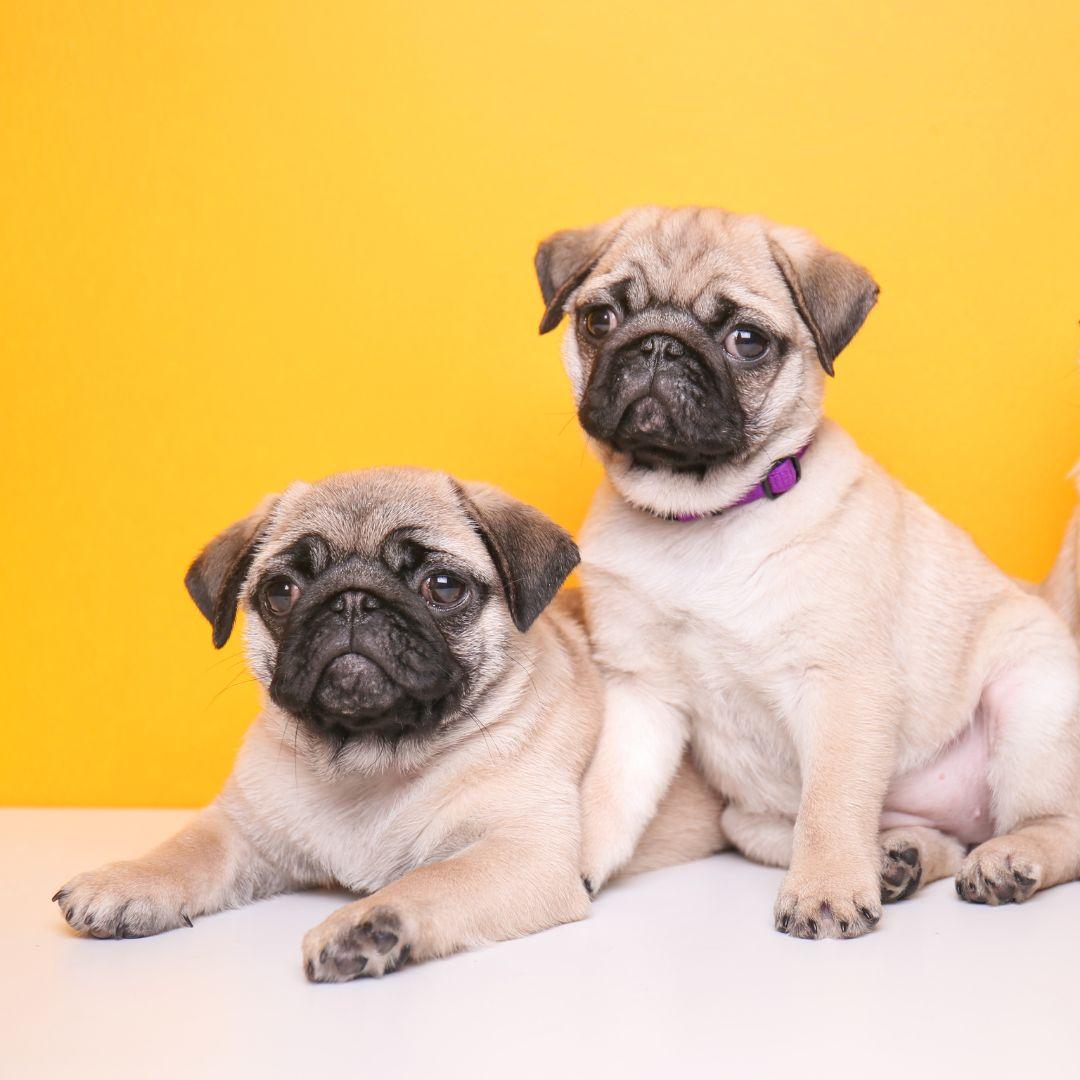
53 469 723 979
536 205 1080 938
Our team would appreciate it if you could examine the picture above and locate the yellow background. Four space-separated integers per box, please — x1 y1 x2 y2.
3 2 1078 807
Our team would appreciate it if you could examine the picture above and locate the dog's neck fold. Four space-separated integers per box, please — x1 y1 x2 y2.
604 417 824 522
664 443 811 522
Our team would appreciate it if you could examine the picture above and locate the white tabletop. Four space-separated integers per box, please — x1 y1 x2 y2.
4 808 1077 1079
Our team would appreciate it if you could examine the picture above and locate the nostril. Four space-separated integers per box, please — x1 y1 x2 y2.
638 334 687 360
328 590 380 615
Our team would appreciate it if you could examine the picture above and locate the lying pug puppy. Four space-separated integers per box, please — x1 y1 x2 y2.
536 205 1080 938
53 469 723 978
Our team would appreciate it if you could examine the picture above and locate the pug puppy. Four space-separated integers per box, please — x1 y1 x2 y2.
536 205 1080 938
53 469 724 979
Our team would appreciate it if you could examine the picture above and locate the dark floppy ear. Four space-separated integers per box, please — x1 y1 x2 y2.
184 494 279 649
455 481 580 633
766 225 879 376
535 223 615 335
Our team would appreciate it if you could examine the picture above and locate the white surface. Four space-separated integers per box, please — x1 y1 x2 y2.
4 809 1078 1079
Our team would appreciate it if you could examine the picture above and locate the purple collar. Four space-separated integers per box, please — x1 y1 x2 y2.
663 444 810 522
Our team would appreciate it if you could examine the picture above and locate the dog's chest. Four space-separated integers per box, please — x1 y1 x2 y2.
588 518 810 810
239 744 463 894
680 623 805 814
289 776 444 892
595 515 815 683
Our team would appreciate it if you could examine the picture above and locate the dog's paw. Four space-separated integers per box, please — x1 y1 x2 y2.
578 787 642 898
303 904 414 983
880 838 923 903
956 841 1041 905
52 863 193 938
579 830 633 898
578 849 621 898
579 865 610 897
774 868 882 940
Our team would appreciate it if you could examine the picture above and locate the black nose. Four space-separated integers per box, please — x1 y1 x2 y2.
328 589 381 616
639 333 686 360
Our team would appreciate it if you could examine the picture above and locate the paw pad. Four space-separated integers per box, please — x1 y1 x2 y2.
881 842 923 903
305 907 411 983
955 850 1040 906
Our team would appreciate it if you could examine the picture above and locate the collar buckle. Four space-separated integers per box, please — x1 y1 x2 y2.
761 454 802 500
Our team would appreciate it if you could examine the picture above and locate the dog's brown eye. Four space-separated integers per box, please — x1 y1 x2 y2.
583 306 618 338
420 571 468 608
724 326 769 361
264 578 300 616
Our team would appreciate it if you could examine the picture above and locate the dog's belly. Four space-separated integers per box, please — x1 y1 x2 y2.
883 710 992 844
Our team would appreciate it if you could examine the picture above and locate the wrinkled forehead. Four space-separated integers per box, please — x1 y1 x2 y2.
586 208 792 325
255 470 488 569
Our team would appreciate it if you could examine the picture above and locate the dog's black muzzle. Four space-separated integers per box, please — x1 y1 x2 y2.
579 325 746 472
269 564 465 739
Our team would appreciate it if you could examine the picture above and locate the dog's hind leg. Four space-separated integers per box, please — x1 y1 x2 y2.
721 806 794 868
880 826 964 902
957 608 1080 905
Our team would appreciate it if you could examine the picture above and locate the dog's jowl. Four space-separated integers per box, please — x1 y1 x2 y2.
537 205 1080 938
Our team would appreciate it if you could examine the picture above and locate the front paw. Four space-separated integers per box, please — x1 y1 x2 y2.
579 822 633 898
579 858 623 899
303 904 413 983
53 863 193 939
774 867 882 940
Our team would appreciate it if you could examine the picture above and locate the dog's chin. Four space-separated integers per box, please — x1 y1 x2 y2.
591 411 741 478
304 695 453 743
307 700 448 743
615 436 738 476
582 393 744 478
